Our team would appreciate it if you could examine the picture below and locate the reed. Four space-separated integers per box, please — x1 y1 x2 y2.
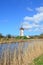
0 39 43 65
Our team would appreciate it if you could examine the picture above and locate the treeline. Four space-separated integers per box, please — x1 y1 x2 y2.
0 33 15 39
0 33 43 39
30 34 43 39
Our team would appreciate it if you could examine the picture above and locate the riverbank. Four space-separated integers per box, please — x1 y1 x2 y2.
0 38 43 44
0 39 43 65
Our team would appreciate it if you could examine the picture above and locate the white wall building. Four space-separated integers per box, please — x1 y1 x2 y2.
20 27 24 36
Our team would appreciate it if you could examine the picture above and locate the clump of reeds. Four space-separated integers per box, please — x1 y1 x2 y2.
0 39 43 65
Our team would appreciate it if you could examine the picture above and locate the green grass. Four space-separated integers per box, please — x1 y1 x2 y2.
34 54 43 65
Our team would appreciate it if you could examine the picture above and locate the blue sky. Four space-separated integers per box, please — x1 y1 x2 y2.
0 0 43 36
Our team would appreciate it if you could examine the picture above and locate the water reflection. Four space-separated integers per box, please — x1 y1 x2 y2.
0 40 43 65
0 42 30 65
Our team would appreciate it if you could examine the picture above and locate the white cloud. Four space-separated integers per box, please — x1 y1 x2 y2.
24 16 33 21
34 28 39 32
22 21 43 33
27 7 33 11
22 22 40 29
24 13 43 23
39 25 43 32
32 23 39 28
22 22 32 29
23 6 43 33
25 6 43 23
35 7 43 13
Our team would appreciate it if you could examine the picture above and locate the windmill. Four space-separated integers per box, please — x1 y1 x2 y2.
20 27 24 36
20 22 29 37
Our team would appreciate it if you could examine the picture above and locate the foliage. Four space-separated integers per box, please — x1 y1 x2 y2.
0 33 43 39
30 33 43 39
34 55 43 65
6 34 12 38
15 36 28 39
5 34 15 38
0 33 4 38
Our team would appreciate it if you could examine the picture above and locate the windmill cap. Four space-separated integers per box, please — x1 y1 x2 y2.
20 27 24 30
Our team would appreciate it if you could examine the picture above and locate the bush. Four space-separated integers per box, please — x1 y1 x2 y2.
15 36 28 39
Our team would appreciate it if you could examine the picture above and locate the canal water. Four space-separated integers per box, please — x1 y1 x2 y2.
0 40 43 65
0 42 31 57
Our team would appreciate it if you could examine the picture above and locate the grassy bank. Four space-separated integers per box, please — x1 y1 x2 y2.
0 38 29 43
0 33 43 43
0 38 43 44
34 54 43 65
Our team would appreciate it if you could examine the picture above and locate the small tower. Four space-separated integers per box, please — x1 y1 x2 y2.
20 27 24 36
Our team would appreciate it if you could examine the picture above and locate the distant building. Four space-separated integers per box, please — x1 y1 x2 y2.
20 27 24 36
26 36 30 38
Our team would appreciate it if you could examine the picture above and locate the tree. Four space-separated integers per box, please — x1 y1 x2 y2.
39 33 43 38
6 34 12 38
0 33 4 38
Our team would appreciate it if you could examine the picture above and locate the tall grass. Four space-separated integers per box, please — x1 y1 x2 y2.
0 39 43 65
